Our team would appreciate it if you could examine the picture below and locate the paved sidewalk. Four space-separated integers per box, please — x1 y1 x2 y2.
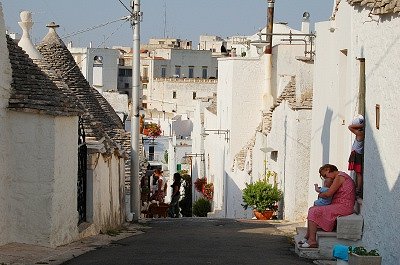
0 223 145 265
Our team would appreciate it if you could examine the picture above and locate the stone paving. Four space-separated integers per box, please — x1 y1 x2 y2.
0 219 329 265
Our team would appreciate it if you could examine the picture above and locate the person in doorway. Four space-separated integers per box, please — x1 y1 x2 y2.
149 170 159 200
168 172 182 218
299 164 355 248
348 114 365 198
313 177 334 206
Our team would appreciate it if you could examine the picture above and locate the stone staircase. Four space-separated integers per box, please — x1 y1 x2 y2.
294 213 364 260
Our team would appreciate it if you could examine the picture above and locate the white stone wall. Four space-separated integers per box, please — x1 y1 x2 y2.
148 79 217 117
350 5 400 265
265 102 312 222
51 116 80 246
88 152 125 232
218 57 265 156
0 2 12 245
272 45 313 99
8 112 79 247
215 57 265 218
308 7 354 206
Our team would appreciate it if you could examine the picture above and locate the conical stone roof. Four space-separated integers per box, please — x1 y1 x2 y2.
36 23 127 151
6 35 82 116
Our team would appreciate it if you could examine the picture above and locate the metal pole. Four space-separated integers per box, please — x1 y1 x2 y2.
130 0 141 222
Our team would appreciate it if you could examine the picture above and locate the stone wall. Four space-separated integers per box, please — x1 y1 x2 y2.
0 2 12 245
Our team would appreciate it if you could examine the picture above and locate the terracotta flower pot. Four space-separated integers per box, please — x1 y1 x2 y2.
253 210 274 220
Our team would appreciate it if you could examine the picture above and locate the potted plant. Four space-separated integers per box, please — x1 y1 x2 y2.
348 246 382 265
242 179 282 220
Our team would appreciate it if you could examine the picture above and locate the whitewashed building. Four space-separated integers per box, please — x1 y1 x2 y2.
68 44 120 92
0 6 130 247
0 6 83 247
191 20 315 219
305 1 400 264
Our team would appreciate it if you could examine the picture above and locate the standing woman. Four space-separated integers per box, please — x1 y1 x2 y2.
150 169 165 202
300 164 355 248
168 173 182 218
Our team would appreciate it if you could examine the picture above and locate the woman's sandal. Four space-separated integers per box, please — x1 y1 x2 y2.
300 242 318 248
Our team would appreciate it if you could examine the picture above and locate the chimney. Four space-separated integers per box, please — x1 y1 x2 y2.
301 12 310 34
265 0 275 54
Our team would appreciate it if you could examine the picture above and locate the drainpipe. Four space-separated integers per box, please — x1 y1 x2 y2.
357 57 366 116
263 0 275 111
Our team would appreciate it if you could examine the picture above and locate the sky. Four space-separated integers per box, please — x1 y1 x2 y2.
2 0 333 48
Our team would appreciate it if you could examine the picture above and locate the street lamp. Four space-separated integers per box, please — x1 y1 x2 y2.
250 31 269 55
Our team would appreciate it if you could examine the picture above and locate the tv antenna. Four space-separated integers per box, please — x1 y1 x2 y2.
163 0 167 38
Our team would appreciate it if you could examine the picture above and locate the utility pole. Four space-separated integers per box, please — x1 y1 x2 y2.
130 0 141 222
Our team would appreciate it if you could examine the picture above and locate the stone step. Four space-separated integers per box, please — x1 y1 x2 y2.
294 233 322 260
294 214 364 260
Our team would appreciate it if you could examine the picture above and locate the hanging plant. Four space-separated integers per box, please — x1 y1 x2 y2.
194 177 207 193
142 123 162 137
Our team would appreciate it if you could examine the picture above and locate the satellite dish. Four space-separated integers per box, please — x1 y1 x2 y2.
302 12 310 20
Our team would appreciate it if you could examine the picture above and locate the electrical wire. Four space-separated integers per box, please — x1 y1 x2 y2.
117 0 133 15
60 16 129 39
61 19 129 78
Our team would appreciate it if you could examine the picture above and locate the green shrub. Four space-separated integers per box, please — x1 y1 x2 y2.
348 246 380 256
242 180 282 212
193 198 211 217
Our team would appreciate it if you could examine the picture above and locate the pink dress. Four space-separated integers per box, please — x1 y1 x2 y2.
308 172 355 231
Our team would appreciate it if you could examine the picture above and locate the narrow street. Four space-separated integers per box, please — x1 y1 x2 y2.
62 218 313 265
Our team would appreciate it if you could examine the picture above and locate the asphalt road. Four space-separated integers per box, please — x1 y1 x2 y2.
62 218 313 265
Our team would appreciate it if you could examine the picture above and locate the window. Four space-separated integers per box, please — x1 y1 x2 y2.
202 67 208 79
161 67 166 77
119 69 132 77
173 91 177 99
93 55 103 65
142 67 148 78
124 83 129 89
188 66 194 78
192 92 197 100
175 66 181 77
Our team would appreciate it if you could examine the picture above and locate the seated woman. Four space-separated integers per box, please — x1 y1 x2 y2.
300 164 356 248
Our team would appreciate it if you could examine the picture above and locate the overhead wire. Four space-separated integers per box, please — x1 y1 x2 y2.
60 16 129 39
117 0 133 15
61 19 129 78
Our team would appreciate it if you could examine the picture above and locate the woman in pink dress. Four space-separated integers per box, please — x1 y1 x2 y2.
299 164 356 248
